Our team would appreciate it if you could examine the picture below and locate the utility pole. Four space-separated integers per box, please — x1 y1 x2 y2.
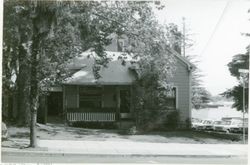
239 68 248 144
182 17 186 57
243 78 245 144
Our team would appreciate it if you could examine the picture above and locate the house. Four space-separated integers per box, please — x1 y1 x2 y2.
37 35 194 129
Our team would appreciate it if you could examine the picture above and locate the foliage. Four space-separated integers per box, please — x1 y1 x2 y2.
227 50 249 80
192 87 212 109
222 85 248 112
133 71 177 131
170 24 211 110
163 111 179 130
3 1 175 93
3 0 34 124
191 64 212 109
221 48 249 112
166 23 183 54
3 1 177 145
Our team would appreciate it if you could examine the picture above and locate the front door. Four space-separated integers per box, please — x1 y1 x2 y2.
47 92 63 123
120 90 130 113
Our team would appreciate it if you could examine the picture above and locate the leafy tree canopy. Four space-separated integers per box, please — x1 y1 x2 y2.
227 49 249 80
3 0 178 145
221 47 249 112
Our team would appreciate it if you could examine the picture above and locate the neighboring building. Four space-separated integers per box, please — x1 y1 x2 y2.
38 34 194 128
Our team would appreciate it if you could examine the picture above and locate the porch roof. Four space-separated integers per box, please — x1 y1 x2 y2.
64 51 136 85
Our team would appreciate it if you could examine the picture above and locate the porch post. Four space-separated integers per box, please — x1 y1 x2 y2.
77 85 79 108
130 85 134 120
116 86 121 124
44 95 48 124
63 85 67 125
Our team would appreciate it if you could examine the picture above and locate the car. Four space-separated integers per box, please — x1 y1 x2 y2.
213 120 232 132
229 120 248 134
2 122 8 140
201 120 214 130
212 120 223 131
194 119 213 130
214 119 246 133
191 118 203 130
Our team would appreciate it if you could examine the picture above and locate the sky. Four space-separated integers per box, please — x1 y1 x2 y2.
155 0 250 96
0 0 249 96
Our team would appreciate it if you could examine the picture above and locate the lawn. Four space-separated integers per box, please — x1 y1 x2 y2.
2 123 244 149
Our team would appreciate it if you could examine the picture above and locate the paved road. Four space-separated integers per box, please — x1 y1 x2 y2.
2 153 247 164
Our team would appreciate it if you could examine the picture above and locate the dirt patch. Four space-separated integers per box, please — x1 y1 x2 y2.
2 139 29 149
10 132 29 138
2 123 245 149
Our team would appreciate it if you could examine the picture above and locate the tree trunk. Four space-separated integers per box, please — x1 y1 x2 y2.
29 95 38 147
2 47 14 122
29 59 39 147
29 31 40 148
17 44 30 126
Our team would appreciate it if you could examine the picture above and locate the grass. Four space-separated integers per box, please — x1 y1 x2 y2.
1 123 245 150
147 130 226 140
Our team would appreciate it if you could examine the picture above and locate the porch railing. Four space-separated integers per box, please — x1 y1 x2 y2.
67 112 116 122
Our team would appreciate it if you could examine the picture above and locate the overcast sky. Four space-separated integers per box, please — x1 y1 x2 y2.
155 0 250 96
0 1 249 96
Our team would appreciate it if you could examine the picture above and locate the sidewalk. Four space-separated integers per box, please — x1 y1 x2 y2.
2 139 248 157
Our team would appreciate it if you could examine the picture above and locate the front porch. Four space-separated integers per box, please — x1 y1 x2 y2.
66 108 116 122
63 85 134 126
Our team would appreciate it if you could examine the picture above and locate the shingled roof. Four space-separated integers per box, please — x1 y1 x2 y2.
64 51 136 85
64 49 194 85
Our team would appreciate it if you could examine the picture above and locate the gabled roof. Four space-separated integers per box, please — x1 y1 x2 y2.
64 51 136 85
166 48 195 71
64 49 194 85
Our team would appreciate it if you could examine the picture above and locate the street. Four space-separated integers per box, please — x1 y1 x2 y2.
2 152 247 164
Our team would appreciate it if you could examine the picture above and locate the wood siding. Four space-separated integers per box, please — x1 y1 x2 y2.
169 59 191 126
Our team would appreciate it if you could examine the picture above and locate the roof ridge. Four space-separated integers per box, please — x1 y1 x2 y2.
166 48 195 70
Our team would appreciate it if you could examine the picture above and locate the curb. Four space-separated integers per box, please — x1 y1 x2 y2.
2 149 245 158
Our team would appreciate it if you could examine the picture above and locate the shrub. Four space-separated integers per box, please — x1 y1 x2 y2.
164 111 179 130
71 122 117 129
127 126 137 135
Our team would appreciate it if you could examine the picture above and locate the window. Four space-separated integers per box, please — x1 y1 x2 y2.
79 87 102 109
165 87 177 110
117 39 124 52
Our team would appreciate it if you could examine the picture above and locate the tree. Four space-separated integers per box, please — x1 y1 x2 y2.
221 48 249 112
192 87 212 109
4 0 119 147
188 55 212 109
222 85 248 112
3 1 176 146
3 1 32 125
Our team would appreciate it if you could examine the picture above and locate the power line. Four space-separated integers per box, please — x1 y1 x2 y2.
200 0 230 56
